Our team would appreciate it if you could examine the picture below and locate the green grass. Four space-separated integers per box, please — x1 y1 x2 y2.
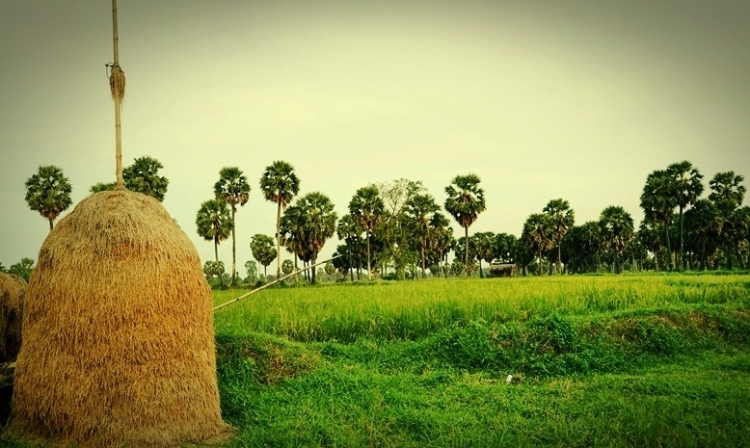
3 273 750 447
214 275 750 342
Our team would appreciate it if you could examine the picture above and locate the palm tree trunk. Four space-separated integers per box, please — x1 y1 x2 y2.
215 238 226 289
725 243 733 270
276 202 282 279
366 231 371 280
348 240 354 281
48 218 54 232
295 253 299 282
264 265 267 277
464 226 469 277
557 244 562 275
312 254 317 283
664 223 673 271
615 251 621 274
231 206 236 286
538 251 543 276
479 259 483 278
421 247 426 279
679 206 685 271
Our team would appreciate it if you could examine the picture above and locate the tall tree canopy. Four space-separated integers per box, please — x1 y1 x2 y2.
404 193 441 278
543 198 575 274
25 165 73 232
349 185 385 280
599 206 634 274
214 166 251 285
522 213 554 275
260 160 301 279
444 174 486 271
196 198 233 288
640 169 677 270
667 161 704 270
250 234 278 277
122 156 169 201
296 192 338 282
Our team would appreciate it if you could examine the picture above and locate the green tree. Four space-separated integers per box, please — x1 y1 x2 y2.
324 261 336 278
640 170 677 270
522 213 554 275
282 259 295 276
709 172 746 269
638 219 665 271
349 185 385 280
337 215 364 282
89 182 116 193
280 203 308 281
196 199 233 289
543 198 575 274
202 260 225 284
250 234 278 277
493 233 517 263
9 257 35 282
667 161 704 270
214 167 251 285
297 192 338 283
0 262 6 273
244 260 258 284
472 231 495 278
122 156 169 201
260 161 301 279
444 174 486 272
599 206 634 274
428 213 454 278
24 165 73 231
404 193 441 278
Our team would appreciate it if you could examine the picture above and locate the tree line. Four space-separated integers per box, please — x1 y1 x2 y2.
18 158 749 284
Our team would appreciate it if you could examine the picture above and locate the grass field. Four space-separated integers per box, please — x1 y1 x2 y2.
3 274 750 447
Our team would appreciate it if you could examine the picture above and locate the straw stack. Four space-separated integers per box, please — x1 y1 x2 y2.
12 189 228 446
0 273 26 363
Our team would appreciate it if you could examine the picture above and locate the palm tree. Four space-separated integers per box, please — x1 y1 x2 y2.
349 186 385 280
709 172 746 269
404 194 441 278
522 213 554 275
250 234 278 277
297 192 338 283
90 182 116 193
195 199 233 289
543 198 575 274
640 170 677 270
260 161 301 279
123 156 169 201
428 212 454 278
472 232 495 278
280 203 307 281
708 172 746 205
214 167 251 285
638 219 664 271
24 165 73 232
599 206 634 274
444 174 486 272
337 215 363 282
667 161 704 270
684 199 720 270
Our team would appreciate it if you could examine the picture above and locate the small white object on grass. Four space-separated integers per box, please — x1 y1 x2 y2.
506 374 513 383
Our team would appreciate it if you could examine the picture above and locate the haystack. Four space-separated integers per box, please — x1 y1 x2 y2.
0 272 26 363
12 189 228 446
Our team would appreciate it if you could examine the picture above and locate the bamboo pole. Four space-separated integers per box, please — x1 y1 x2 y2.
111 0 125 188
213 255 341 312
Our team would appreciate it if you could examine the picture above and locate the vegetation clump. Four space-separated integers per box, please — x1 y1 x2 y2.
0 273 26 363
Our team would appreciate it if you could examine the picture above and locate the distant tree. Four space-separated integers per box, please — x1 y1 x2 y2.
493 233 516 263
122 156 169 201
404 193 441 278
214 167 251 285
89 182 115 193
324 261 336 278
349 185 385 280
244 260 258 284
9 257 35 282
709 172 746 269
0 262 6 273
667 161 704 270
250 234 278 277
296 192 338 283
472 231 495 278
522 213 554 275
599 206 634 274
196 199 233 289
282 259 295 276
444 174 486 272
260 161 301 279
337 215 363 282
202 260 225 284
452 236 478 276
543 199 575 274
640 170 677 270
426 212 454 278
24 165 73 231
638 219 665 272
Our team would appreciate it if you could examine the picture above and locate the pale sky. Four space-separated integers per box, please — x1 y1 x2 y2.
1 0 748 270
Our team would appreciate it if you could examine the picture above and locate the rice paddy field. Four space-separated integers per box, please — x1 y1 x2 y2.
4 273 750 447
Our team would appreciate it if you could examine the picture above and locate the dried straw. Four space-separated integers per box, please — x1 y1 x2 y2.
12 190 228 447
109 64 126 103
0 273 26 363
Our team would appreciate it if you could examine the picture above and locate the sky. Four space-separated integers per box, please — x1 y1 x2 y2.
1 0 749 272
